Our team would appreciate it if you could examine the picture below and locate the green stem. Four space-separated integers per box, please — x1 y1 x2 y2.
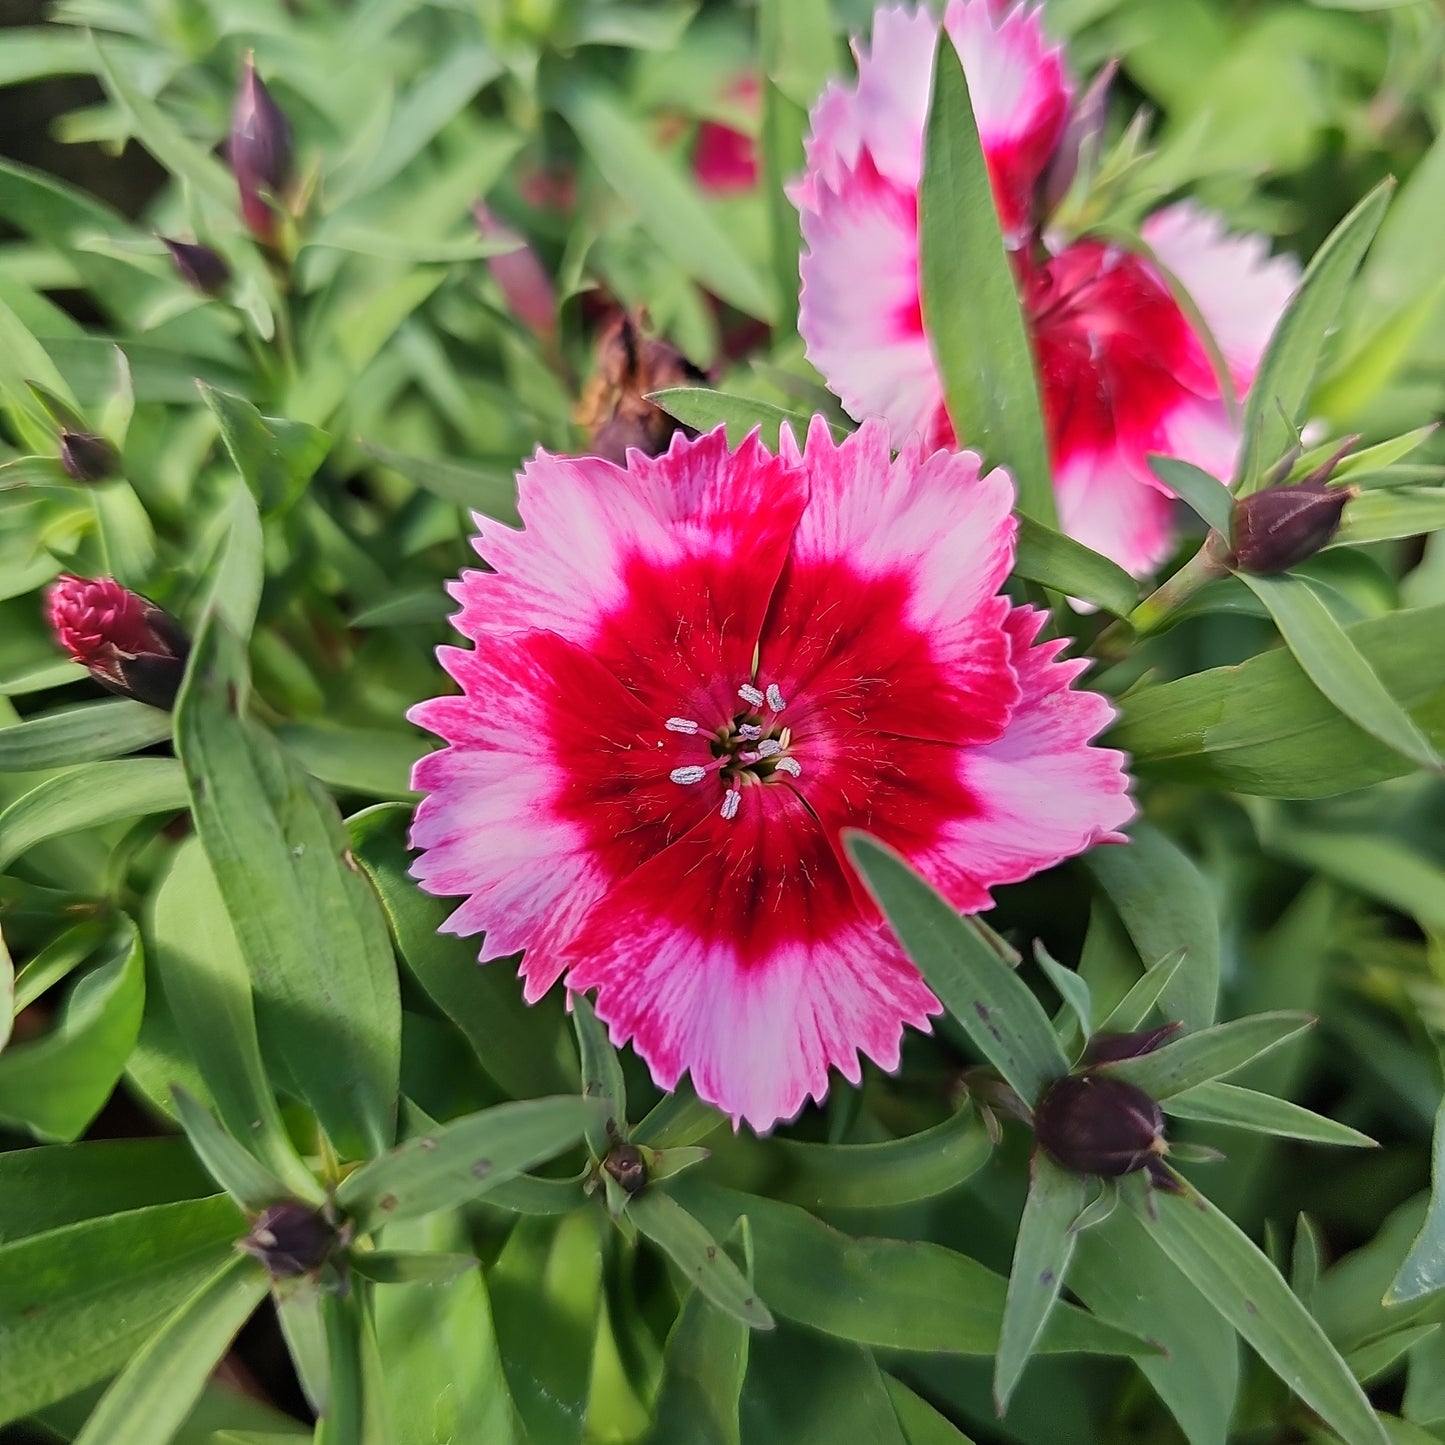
1093 535 1231 658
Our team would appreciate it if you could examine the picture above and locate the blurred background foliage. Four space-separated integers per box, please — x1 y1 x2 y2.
1 0 1445 1442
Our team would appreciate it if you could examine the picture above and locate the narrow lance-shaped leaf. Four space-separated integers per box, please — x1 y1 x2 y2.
918 40 1054 523
628 1187 775 1332
335 1095 605 1232
1235 180 1393 494
1094 948 1187 1034
1130 1174 1389 1445
175 613 401 1160
0 699 171 772
1388 1093 1445 1304
994 1152 1089 1413
1011 515 1139 617
71 1252 270 1445
651 387 828 451
1164 1081 1376 1148
846 833 1069 1106
171 1086 297 1213
573 993 627 1158
1149 454 1235 534
1097 1012 1315 1100
1239 571 1442 773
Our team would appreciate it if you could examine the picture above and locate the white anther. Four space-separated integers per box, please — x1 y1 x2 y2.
670 765 707 785
738 723 763 741
766 684 786 712
737 683 765 707
774 757 801 777
665 717 699 734
756 739 782 758
720 790 741 821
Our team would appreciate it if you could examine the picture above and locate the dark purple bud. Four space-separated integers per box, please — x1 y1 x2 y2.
162 237 230 295
1038 58 1119 220
1034 1074 1165 1178
1229 481 1353 576
602 1142 648 1195
230 54 293 243
240 1201 336 1280
1083 1023 1182 1067
46 574 190 710
59 430 120 484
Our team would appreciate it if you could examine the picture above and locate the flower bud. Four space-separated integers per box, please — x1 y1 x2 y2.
602 1142 648 1196
229 55 293 243
161 237 230 296
1083 1023 1181 1067
1033 1074 1165 1178
1229 480 1352 576
577 311 706 466
58 430 120 484
473 204 557 339
46 574 190 710
240 1201 336 1280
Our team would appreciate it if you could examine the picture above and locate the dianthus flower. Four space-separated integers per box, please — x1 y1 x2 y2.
409 420 1133 1129
795 1 1301 577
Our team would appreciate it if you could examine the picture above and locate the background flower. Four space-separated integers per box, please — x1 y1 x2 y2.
410 420 1133 1128
795 0 1301 576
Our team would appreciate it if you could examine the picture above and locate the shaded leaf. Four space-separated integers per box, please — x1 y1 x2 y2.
1389 1094 1445 1305
1012 515 1140 617
1164 1081 1377 1148
1098 1012 1314 1099
0 698 170 771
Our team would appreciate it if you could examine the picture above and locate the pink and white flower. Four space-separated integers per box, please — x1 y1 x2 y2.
795 1 1301 577
409 420 1133 1130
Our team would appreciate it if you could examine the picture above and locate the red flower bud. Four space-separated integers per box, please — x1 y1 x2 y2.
58 431 120 484
1229 480 1353 576
229 55 293 243
1083 1023 1182 1067
46 575 190 710
161 237 230 296
1034 1074 1166 1178
473 204 557 339
240 1201 336 1280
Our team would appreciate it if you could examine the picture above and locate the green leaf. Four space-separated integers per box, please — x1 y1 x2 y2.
0 758 188 870
672 1180 1152 1361
372 1211 519 1445
885 1377 978 1444
1235 181 1393 493
170 1087 294 1213
741 1328 906 1445
1098 1012 1314 1099
276 723 420 800
1388 1094 1445 1305
1149 455 1235 534
71 1252 270 1445
918 41 1053 523
175 615 401 1160
774 1108 992 1211
651 386 825 450
0 926 10 1055
1011 515 1140 616
572 993 627 1157
1111 603 1445 797
628 1188 775 1331
0 1194 244 1427
0 698 171 771
846 833 1068 1106
335 1095 603 1231
994 1153 1089 1413
198 479 264 641
1083 823 1220 1030
1035 941 1093 1039
349 1249 477 1285
633 1084 725 1149
149 839 313 1195
1131 1175 1389 1445
198 384 330 517
347 803 574 1099
362 441 520 523
0 920 145 1142
1164 1081 1377 1148
646 1218 753 1445
1331 488 1445 548
11 920 105 1013
1094 948 1188 1034
557 80 774 321
316 1290 388 1445
1239 571 1441 772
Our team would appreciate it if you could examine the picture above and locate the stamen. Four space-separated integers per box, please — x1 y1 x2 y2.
720 790 741 821
738 723 763 741
665 717 699 734
670 765 707 785
737 683 765 707
766 684 786 712
774 757 801 777
756 739 782 758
